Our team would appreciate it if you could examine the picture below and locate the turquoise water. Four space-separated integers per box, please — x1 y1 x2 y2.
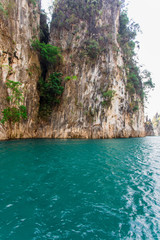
0 137 160 239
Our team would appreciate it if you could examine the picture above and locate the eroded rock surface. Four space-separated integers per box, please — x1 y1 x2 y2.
0 0 41 139
0 0 145 139
45 0 145 138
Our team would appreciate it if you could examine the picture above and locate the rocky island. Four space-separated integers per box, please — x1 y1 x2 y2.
0 0 154 140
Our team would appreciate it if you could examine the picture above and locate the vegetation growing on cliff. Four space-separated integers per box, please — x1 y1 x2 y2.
102 90 116 107
52 0 102 30
0 1 9 16
51 0 107 61
1 80 27 124
152 113 160 128
28 0 37 7
118 10 154 101
31 39 64 117
31 39 61 65
38 73 64 116
0 0 16 17
0 2 6 14
85 40 101 59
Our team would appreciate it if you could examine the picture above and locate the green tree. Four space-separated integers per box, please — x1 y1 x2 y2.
118 10 155 100
0 2 8 16
38 72 64 116
1 80 27 124
31 39 61 64
142 70 155 89
85 40 101 59
102 90 116 107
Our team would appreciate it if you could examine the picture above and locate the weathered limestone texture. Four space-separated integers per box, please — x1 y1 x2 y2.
152 114 160 136
44 0 145 139
145 117 155 136
154 124 160 136
0 0 41 139
0 0 145 139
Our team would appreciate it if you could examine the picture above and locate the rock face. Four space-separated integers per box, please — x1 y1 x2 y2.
45 0 145 139
0 0 145 140
145 119 155 136
152 113 160 136
154 124 160 136
0 0 41 140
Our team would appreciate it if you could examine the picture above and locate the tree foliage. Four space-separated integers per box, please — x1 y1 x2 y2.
31 39 61 64
28 0 37 7
38 72 64 117
102 90 116 107
1 80 27 124
85 40 101 59
31 39 62 117
52 0 102 31
0 2 8 16
118 10 154 100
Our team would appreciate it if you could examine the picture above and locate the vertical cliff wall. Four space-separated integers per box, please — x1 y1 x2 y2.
0 0 145 139
0 0 41 139
152 113 160 136
40 0 145 138
145 119 155 136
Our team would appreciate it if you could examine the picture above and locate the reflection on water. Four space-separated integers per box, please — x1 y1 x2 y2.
0 137 160 239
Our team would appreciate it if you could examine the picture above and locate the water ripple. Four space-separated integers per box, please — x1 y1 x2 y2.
0 137 160 239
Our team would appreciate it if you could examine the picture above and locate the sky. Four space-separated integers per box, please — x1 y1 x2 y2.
41 0 160 119
127 0 160 119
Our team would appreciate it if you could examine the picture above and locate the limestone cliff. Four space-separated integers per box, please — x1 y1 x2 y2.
145 117 155 136
152 113 160 136
0 0 145 139
40 0 145 139
0 0 41 140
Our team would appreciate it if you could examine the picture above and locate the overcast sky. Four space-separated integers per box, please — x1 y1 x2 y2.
41 0 160 119
127 0 160 119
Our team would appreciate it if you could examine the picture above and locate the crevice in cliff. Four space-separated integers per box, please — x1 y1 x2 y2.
40 10 49 44
39 10 49 79
32 8 64 119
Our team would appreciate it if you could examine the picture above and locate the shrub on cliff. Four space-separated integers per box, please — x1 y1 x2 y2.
52 0 102 30
38 73 64 104
85 40 101 59
102 89 116 107
118 10 154 100
0 2 8 16
28 0 37 7
31 39 61 64
31 39 63 117
1 80 27 125
38 73 64 117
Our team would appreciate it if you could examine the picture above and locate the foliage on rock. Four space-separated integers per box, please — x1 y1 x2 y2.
152 113 160 128
0 1 13 17
0 2 7 15
31 39 61 65
118 10 154 100
52 0 102 30
28 0 37 7
85 40 101 59
102 89 116 107
31 38 64 117
38 72 64 117
1 80 27 124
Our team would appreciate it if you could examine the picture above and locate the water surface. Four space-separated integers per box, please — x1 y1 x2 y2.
0 137 160 239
